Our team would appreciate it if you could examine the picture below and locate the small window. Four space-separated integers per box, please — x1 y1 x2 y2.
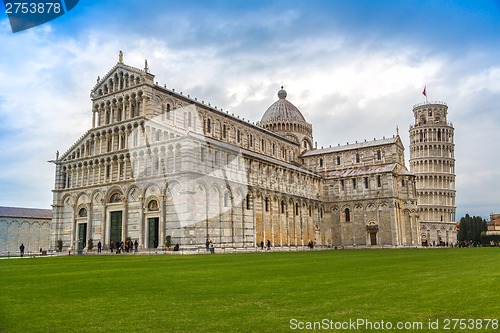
364 177 369 189
401 179 405 187
377 175 382 187
353 178 357 189
237 130 241 143
377 150 381 160
166 104 171 120
281 201 285 214
337 156 341 165
345 208 350 222
222 125 227 139
319 158 323 167
224 193 230 207
356 153 360 163
200 147 206 162
295 203 299 216
265 197 269 212
341 180 345 191
207 118 211 133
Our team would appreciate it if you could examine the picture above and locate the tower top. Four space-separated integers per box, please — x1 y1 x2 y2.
119 50 123 63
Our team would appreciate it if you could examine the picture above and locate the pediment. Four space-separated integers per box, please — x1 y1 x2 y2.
90 62 155 99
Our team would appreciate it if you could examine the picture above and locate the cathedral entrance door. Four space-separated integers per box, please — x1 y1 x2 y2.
370 232 377 246
110 211 123 247
148 217 159 248
78 223 87 250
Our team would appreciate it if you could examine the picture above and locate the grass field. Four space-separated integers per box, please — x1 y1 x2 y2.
1 248 499 332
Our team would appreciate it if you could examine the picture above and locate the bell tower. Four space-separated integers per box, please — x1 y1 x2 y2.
409 101 457 245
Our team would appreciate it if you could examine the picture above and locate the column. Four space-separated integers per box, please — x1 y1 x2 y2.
123 199 128 242
139 196 145 248
159 195 165 249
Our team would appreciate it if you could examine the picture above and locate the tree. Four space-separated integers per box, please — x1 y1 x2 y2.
458 214 487 242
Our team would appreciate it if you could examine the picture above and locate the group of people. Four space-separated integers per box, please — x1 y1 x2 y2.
109 239 139 253
205 239 215 254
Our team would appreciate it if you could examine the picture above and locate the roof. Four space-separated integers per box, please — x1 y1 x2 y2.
189 132 320 177
0 206 52 219
320 163 400 178
302 136 400 157
260 88 306 123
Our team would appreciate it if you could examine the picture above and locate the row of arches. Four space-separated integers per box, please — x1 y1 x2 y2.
411 159 455 174
410 143 455 159
410 127 454 144
93 91 145 127
57 178 327 249
96 70 142 97
259 119 313 137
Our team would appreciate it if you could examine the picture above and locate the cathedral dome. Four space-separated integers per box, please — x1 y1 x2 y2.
261 87 306 122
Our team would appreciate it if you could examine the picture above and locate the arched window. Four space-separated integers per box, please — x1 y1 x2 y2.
319 158 323 167
377 150 381 160
78 207 87 217
356 153 360 163
345 208 350 222
224 192 230 207
148 200 159 211
337 156 341 165
166 104 171 120
265 197 269 212
281 201 285 214
246 194 251 210
207 118 211 133
295 203 299 216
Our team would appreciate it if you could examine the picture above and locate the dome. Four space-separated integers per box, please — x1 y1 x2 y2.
261 87 306 122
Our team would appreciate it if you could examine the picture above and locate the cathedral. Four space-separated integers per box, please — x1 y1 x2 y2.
50 54 457 251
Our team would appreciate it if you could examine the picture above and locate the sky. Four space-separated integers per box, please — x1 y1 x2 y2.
1 0 499 220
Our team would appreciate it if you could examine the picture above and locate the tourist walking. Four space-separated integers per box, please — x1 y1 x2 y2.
209 240 214 254
19 243 25 257
97 241 102 253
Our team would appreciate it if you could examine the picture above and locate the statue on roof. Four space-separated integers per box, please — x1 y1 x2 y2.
119 50 123 63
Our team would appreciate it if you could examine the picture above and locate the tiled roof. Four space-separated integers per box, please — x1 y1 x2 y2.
320 163 398 178
0 206 52 219
302 137 399 157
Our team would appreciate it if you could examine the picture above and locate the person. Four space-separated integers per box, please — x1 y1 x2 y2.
174 243 180 251
206 239 210 252
97 241 102 253
267 240 271 251
209 240 214 254
134 240 138 252
19 243 25 257
260 241 264 250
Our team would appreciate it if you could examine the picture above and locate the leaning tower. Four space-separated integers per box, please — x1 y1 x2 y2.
409 101 457 246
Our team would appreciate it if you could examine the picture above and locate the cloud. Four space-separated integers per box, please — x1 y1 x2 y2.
0 0 499 220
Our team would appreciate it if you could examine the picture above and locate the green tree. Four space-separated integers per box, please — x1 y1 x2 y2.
458 214 487 242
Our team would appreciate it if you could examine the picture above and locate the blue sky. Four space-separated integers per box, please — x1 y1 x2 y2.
1 0 499 220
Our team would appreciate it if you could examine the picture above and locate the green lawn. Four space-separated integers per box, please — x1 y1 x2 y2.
1 248 499 332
